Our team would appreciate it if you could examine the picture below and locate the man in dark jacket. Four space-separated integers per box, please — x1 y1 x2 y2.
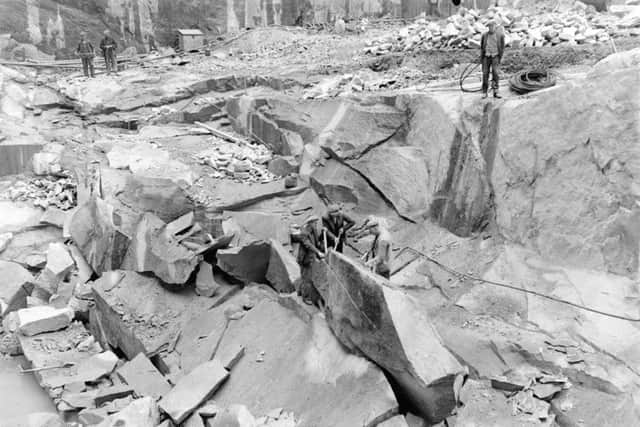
75 32 95 78
480 20 505 99
100 30 118 75
322 204 355 253
291 216 325 306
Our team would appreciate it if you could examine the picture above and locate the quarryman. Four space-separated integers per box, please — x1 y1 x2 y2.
100 30 118 75
291 215 325 306
75 32 95 78
321 204 355 253
362 216 392 279
480 19 505 99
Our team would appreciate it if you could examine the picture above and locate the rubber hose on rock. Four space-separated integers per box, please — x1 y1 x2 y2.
509 69 557 94
459 62 482 93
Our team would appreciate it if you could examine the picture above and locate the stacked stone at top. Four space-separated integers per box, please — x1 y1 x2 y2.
364 3 639 55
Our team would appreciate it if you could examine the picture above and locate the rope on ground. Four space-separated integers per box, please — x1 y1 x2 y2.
459 62 482 93
508 69 557 94
403 246 640 322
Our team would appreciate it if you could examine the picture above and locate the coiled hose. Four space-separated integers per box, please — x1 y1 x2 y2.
459 62 482 93
509 69 557 94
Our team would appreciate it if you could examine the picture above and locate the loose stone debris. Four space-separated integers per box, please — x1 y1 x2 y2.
1 4 640 426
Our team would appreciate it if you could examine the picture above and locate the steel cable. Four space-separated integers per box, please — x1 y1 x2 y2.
403 247 640 322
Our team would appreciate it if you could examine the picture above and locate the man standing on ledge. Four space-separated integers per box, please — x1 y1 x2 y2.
480 20 505 99
100 30 118 75
75 32 95 78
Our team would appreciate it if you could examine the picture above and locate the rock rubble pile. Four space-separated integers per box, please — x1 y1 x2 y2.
364 4 639 54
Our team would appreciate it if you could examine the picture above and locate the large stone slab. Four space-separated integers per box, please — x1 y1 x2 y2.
159 359 229 424
222 211 290 247
347 146 430 222
311 251 466 423
217 242 271 284
17 306 74 337
213 297 399 427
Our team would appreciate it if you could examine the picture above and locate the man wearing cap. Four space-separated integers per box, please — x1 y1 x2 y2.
363 217 392 279
75 32 95 78
322 204 355 253
480 20 505 99
100 30 118 75
292 216 325 305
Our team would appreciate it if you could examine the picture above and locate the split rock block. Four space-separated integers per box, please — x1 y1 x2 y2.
217 242 270 284
311 250 466 423
265 239 300 293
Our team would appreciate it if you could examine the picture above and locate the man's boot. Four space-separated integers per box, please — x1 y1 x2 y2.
482 92 488 99
493 90 502 99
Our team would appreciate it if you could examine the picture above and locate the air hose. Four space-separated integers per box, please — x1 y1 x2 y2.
509 69 557 94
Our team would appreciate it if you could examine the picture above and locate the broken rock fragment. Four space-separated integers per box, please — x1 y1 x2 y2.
117 352 172 400
208 404 256 427
0 232 12 253
95 396 160 427
45 242 75 278
17 306 74 336
0 260 33 316
217 242 270 284
159 359 229 424
121 212 201 284
311 251 466 423
265 239 300 293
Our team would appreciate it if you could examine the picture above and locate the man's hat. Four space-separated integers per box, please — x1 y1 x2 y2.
104 29 110 35
328 204 340 214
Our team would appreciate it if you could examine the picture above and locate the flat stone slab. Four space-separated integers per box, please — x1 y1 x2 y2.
212 297 399 427
117 353 171 400
91 271 214 373
159 359 229 424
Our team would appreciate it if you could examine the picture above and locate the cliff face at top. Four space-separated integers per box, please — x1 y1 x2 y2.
0 0 400 59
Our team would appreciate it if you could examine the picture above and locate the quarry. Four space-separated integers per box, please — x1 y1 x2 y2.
1 0 640 426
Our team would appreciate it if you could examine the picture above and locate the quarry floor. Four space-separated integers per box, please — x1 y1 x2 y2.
1 24 640 427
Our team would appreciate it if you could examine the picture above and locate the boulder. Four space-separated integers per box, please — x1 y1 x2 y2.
16 306 74 336
159 360 229 424
96 397 160 427
0 260 33 316
265 239 300 293
267 156 299 177
121 212 201 285
196 261 220 297
494 69 640 276
211 297 399 427
44 242 74 278
311 251 466 423
217 242 271 284
69 197 130 276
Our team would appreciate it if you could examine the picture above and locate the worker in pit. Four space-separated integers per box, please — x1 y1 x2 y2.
291 216 325 306
75 32 95 78
322 204 355 253
362 216 392 279
100 30 118 75
480 19 505 99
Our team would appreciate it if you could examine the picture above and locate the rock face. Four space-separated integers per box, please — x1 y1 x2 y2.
311 251 466 423
493 68 640 277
